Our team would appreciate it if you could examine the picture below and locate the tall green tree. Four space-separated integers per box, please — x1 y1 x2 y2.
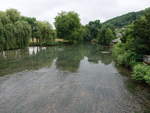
133 11 150 55
98 26 115 45
6 9 20 23
85 20 101 41
0 9 32 50
0 8 56 50
15 21 31 48
35 21 55 44
21 16 37 41
0 20 5 51
55 11 82 42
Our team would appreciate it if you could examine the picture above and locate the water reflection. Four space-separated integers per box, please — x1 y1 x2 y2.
0 44 113 76
0 47 56 76
56 45 85 72
0 44 149 113
29 47 46 55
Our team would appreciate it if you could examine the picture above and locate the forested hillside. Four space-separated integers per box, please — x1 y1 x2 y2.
103 8 150 28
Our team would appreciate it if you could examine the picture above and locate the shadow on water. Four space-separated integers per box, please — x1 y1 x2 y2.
0 44 149 113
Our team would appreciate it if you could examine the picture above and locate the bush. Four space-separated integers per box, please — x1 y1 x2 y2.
132 64 150 84
112 43 136 67
144 69 150 85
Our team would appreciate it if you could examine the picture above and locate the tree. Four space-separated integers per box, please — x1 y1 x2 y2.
35 21 55 44
0 9 32 50
55 11 82 42
98 25 114 45
0 20 5 51
133 11 150 55
21 16 37 41
6 9 20 23
104 28 115 45
85 20 101 41
14 21 31 48
3 23 16 49
0 11 10 25
0 8 56 50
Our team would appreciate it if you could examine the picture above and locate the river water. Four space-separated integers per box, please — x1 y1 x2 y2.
0 44 149 113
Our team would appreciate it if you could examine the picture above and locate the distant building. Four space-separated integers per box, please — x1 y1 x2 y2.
144 55 150 64
116 33 122 38
112 38 121 44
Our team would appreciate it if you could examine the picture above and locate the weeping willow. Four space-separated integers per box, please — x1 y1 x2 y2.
0 9 31 51
0 9 56 51
15 21 31 48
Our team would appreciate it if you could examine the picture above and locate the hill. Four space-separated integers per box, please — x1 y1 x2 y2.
103 8 150 28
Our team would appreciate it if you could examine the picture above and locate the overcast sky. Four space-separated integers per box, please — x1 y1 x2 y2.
1 0 150 25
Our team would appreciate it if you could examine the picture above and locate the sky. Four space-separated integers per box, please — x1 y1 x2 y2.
1 0 150 25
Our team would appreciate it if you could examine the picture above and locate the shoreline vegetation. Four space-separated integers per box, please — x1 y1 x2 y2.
0 8 150 86
112 8 150 85
29 39 73 46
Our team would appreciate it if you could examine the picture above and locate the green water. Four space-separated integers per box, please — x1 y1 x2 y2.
0 44 149 113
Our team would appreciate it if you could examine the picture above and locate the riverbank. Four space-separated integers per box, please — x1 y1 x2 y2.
29 41 73 47
115 65 150 113
112 43 150 85
29 38 74 47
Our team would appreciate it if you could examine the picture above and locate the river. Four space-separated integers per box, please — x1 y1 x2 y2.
0 44 149 113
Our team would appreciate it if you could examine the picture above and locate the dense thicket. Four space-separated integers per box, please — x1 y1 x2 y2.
0 9 55 51
104 8 150 28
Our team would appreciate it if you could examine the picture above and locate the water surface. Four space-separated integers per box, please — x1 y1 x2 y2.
0 44 149 113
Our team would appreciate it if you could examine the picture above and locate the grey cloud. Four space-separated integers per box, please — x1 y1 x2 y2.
0 0 150 25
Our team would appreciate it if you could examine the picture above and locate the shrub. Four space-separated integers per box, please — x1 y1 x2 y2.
112 43 136 67
132 64 150 84
144 70 150 85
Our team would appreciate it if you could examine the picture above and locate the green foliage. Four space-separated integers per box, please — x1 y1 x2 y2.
112 43 137 67
144 73 150 85
54 11 82 42
15 21 32 48
98 26 115 45
84 20 115 45
35 21 55 44
6 9 20 23
103 8 149 28
132 64 150 84
0 11 10 25
85 20 101 41
30 41 72 46
0 9 31 50
21 16 56 45
104 12 138 28
21 16 37 38
0 9 56 50
4 23 16 49
112 9 150 85
133 11 150 55
120 24 134 43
